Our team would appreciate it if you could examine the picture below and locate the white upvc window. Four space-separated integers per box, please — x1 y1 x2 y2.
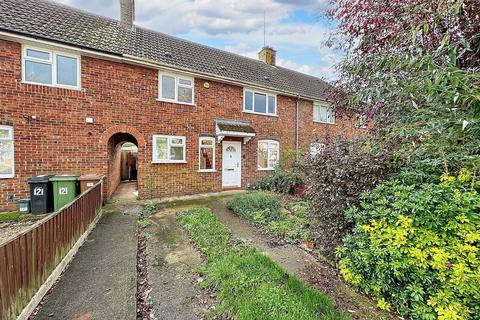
310 142 325 158
158 72 194 105
22 46 81 89
258 140 279 170
0 125 14 179
243 88 277 116
198 137 215 172
313 103 335 124
152 135 186 163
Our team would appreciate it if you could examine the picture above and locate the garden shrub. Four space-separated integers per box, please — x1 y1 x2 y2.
228 193 309 244
286 201 310 218
303 137 395 258
338 169 480 320
227 192 282 222
249 167 302 195
268 215 310 243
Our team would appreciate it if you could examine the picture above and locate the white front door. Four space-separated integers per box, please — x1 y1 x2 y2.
222 141 242 188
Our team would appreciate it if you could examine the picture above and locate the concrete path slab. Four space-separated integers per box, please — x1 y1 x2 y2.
146 206 202 320
33 193 138 320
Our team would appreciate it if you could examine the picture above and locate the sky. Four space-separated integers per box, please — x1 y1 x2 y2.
55 0 341 81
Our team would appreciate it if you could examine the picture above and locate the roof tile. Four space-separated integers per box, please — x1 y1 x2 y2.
0 0 331 100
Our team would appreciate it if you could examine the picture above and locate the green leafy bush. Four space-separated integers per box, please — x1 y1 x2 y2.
249 167 302 194
303 137 395 258
227 192 282 222
338 170 480 320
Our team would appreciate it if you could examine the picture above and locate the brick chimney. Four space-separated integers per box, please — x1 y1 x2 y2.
258 46 276 66
120 0 135 29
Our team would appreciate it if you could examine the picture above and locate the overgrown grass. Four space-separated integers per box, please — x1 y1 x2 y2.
0 212 33 223
178 208 231 261
178 208 348 320
136 219 151 229
228 193 310 243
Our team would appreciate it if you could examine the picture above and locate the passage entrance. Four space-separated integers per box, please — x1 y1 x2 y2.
120 142 138 181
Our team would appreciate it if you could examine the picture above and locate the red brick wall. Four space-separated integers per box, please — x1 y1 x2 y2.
0 39 365 211
107 141 122 198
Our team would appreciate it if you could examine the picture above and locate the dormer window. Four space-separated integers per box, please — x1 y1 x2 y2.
158 72 194 105
22 46 80 89
243 89 276 116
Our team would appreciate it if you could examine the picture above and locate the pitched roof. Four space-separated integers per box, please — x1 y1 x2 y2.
0 0 331 100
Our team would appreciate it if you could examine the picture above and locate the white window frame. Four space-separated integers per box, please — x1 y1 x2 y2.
158 72 195 105
313 102 335 124
0 125 14 179
22 45 81 89
152 135 187 164
243 88 277 116
257 140 280 171
198 136 215 172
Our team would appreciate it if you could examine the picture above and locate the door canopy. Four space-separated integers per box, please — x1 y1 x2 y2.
215 118 256 144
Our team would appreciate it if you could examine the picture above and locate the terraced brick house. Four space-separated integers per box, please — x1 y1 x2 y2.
0 0 365 211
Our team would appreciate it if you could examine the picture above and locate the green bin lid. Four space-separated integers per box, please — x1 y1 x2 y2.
49 174 80 181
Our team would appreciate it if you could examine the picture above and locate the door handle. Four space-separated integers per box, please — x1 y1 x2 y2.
226 168 234 171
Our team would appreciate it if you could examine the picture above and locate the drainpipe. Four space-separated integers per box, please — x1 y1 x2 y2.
295 95 300 161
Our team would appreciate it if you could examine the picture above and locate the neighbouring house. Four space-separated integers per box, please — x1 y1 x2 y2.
0 0 365 212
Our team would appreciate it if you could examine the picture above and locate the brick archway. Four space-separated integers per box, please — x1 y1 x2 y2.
101 125 146 199
100 125 146 147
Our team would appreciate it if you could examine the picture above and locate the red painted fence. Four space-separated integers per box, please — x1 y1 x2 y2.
0 182 103 320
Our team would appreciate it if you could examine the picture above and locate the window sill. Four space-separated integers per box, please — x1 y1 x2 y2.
313 120 335 125
152 160 187 164
0 175 14 179
156 98 196 107
257 168 275 171
21 80 81 91
243 111 278 117
198 170 216 173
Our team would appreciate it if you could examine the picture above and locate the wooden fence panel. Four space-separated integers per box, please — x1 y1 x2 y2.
0 182 102 320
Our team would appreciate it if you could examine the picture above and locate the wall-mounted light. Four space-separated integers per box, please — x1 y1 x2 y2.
23 115 37 121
